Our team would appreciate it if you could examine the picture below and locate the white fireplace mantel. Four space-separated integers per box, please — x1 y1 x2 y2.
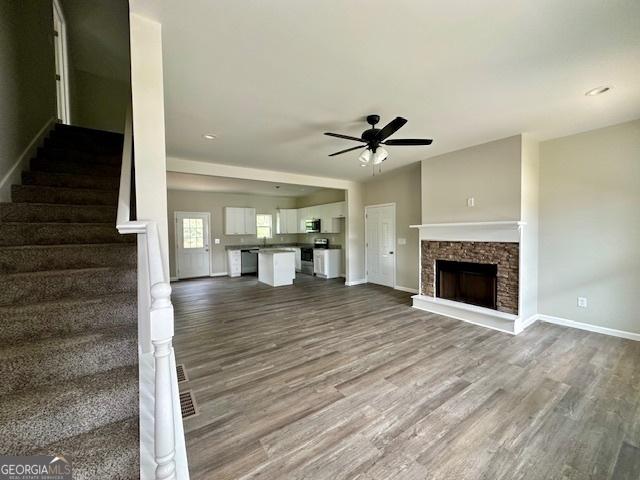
410 220 525 243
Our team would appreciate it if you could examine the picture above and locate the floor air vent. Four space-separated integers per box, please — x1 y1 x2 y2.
176 364 189 383
180 390 198 419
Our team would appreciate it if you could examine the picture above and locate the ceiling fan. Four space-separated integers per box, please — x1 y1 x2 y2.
324 114 433 166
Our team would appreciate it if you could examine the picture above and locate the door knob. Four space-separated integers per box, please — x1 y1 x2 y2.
389 251 394 254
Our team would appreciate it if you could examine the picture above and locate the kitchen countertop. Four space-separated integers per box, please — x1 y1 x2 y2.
257 249 296 255
226 243 342 250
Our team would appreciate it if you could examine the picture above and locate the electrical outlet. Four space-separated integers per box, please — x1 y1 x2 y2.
577 297 588 308
467 197 475 207
214 238 220 244
398 238 407 245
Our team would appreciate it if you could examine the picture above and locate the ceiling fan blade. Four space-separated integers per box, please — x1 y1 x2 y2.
324 132 366 142
328 145 366 157
376 117 407 141
383 138 433 146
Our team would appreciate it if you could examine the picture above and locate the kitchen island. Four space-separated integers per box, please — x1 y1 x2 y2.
258 249 295 286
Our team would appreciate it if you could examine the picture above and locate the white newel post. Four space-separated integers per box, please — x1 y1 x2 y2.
150 281 176 480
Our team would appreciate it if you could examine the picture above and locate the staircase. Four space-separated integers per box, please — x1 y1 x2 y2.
0 124 140 478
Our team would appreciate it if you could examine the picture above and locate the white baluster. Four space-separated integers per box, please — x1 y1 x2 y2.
151 282 176 480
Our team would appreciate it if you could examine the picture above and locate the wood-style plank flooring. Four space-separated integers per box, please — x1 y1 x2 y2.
172 274 640 480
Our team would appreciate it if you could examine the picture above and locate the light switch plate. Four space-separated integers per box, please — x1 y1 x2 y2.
214 238 221 244
398 238 407 245
577 297 588 308
467 197 475 207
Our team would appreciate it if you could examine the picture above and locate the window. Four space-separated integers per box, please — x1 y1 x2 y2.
256 214 272 238
182 218 204 249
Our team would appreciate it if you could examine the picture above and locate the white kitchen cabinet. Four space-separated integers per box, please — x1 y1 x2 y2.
227 250 241 277
313 249 341 279
244 208 257 235
279 247 301 271
224 207 256 235
320 202 346 233
277 209 298 234
258 250 295 287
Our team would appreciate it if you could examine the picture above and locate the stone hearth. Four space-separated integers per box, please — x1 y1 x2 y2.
421 240 519 314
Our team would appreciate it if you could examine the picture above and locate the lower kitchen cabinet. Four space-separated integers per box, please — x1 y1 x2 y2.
313 249 341 279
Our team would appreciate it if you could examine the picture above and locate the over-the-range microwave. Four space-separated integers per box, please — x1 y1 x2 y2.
304 219 321 233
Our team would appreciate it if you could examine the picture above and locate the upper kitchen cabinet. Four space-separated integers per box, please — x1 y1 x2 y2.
224 207 256 235
321 202 346 233
277 209 298 234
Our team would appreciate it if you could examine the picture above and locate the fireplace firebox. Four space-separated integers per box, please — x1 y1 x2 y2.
435 260 498 310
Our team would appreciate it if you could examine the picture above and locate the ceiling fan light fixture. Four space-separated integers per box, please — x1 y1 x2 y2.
372 147 388 165
359 149 372 164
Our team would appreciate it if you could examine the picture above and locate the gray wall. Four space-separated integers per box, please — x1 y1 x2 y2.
539 120 640 334
421 135 522 223
61 0 130 132
363 163 422 290
0 0 56 190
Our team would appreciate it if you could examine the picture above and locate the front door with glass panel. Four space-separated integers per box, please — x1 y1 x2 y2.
176 212 210 279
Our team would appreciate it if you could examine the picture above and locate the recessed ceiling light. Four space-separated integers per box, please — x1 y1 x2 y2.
202 133 216 140
585 86 611 96
360 164 367 167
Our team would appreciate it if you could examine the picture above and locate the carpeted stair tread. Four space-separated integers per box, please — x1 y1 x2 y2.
0 222 135 246
0 242 135 273
22 170 119 190
12 184 118 206
0 326 137 395
34 417 139 480
31 157 121 177
0 292 136 342
0 202 116 223
38 145 122 166
0 365 138 454
0 266 136 305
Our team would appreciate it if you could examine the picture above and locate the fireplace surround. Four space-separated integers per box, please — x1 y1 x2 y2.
422 240 519 314
436 259 498 310
410 221 535 335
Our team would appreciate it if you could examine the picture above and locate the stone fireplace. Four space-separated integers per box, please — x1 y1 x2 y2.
421 240 519 314
410 221 534 335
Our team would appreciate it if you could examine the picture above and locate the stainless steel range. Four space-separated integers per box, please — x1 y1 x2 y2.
300 238 329 274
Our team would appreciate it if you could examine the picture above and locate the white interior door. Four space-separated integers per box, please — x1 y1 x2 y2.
366 204 396 287
176 212 210 279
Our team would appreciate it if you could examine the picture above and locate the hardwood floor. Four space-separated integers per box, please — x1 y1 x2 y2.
172 274 640 480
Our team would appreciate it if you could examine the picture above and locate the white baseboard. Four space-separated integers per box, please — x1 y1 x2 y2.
210 272 228 277
345 278 366 286
514 314 539 334
0 117 56 202
538 314 640 342
395 285 418 294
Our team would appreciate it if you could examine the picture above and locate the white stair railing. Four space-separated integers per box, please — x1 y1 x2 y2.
116 107 186 480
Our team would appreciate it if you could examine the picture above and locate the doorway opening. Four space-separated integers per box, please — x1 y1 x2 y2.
52 0 70 124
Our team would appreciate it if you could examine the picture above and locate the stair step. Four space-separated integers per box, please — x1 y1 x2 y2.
0 222 134 246
22 170 119 190
0 292 136 342
11 184 118 206
38 145 122 166
0 326 137 395
0 202 116 223
31 157 121 177
33 417 139 480
0 266 136 306
53 123 125 142
0 243 135 274
0 365 138 454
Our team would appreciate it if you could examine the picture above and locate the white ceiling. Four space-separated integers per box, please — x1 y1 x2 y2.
166 172 328 197
134 0 640 181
